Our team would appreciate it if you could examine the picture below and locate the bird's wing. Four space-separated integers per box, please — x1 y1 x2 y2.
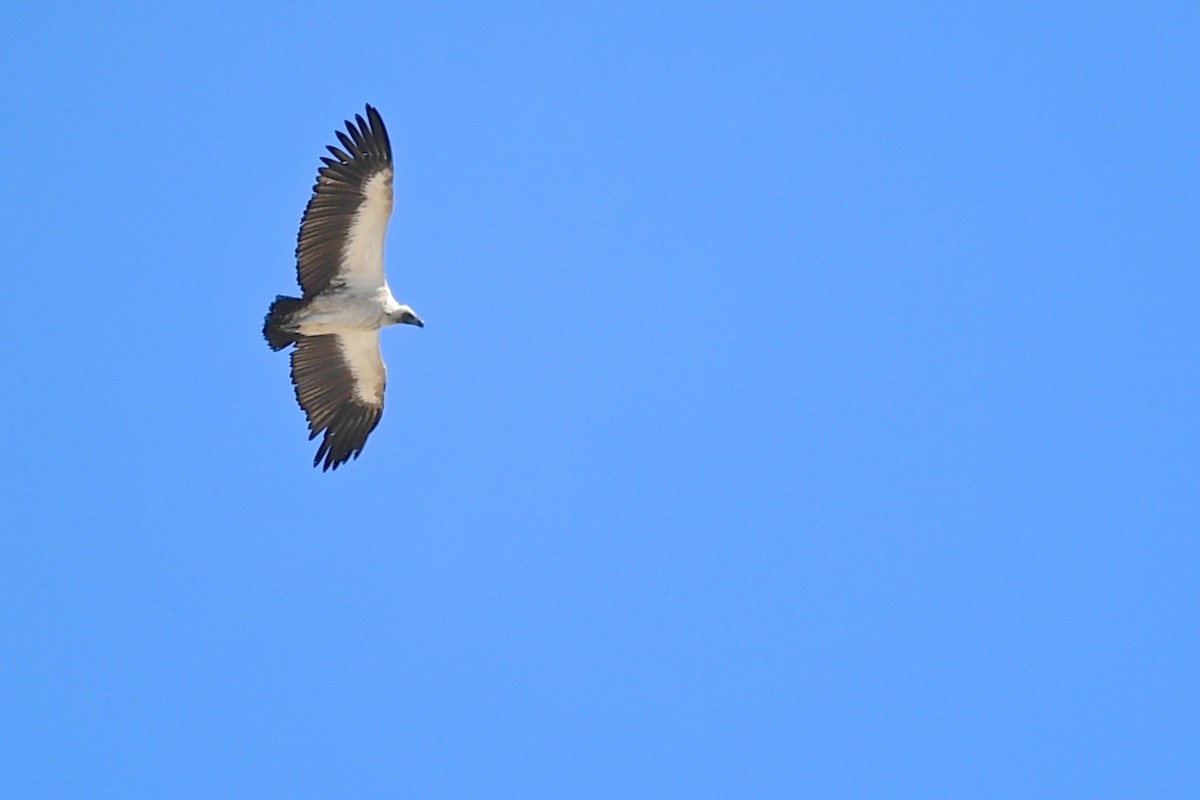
295 104 394 297
290 330 386 471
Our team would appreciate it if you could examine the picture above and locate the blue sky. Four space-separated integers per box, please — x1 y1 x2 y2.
1 1 1196 796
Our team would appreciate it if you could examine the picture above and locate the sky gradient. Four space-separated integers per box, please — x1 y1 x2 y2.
1 2 1197 797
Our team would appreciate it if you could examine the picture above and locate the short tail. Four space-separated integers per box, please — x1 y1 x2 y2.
263 295 304 351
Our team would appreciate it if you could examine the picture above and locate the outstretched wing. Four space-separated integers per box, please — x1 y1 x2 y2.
295 104 394 298
290 331 386 471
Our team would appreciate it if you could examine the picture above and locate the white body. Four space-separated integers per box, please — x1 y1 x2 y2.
292 285 403 335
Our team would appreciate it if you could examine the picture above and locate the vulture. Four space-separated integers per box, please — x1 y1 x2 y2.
263 105 423 471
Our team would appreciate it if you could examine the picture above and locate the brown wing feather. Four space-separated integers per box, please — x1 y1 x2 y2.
290 334 385 471
294 104 393 298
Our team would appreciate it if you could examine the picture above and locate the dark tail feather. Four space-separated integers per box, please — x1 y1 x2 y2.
263 295 304 351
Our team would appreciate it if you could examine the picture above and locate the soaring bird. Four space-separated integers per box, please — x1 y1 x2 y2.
263 105 423 471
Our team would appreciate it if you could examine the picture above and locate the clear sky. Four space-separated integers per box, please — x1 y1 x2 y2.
1 2 1196 797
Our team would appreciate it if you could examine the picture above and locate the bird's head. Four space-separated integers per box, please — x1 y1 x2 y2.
392 305 424 328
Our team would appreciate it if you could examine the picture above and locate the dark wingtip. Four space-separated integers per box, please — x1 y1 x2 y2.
362 103 392 161
335 129 359 156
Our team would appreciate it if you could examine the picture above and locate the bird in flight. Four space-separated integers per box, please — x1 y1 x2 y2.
263 105 423 471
